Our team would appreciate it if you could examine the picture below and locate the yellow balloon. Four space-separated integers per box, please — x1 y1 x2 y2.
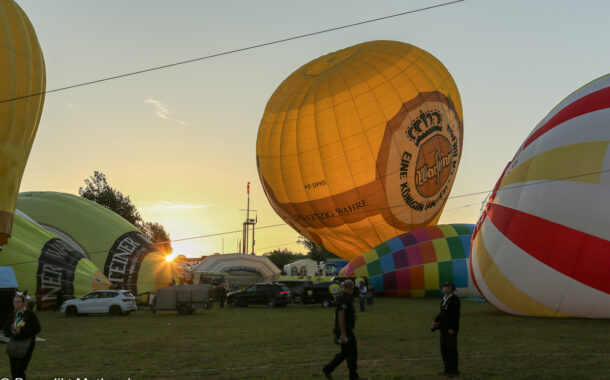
0 0 46 245
257 41 463 261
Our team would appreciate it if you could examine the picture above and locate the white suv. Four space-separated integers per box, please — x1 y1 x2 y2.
61 290 137 316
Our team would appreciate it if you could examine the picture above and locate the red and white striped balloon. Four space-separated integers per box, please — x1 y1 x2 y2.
471 75 610 318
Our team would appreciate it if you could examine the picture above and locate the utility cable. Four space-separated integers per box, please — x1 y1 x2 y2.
0 0 465 104
5 165 609 266
157 166 610 244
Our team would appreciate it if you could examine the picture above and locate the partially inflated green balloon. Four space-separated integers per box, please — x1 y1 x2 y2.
18 192 178 295
0 212 111 308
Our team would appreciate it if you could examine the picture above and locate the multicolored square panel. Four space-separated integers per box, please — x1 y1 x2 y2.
342 224 480 297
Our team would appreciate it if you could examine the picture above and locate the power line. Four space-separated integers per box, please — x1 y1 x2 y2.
441 200 487 212
5 166 609 267
169 223 287 243
256 241 302 252
206 167 609 229
75 166 610 247
0 0 465 104
1 222 293 268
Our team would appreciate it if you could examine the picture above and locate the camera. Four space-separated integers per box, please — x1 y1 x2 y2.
430 325 440 332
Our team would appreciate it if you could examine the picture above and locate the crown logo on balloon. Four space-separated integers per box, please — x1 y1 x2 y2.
407 109 443 147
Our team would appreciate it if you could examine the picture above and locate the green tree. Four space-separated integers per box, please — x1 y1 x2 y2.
264 248 306 271
297 236 333 263
79 171 172 252
140 221 172 253
79 171 142 226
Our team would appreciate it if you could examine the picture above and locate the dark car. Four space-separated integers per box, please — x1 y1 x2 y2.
273 280 313 304
301 281 341 308
227 283 289 308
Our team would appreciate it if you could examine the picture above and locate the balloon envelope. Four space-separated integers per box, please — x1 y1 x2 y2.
471 74 610 318
257 40 463 260
0 1 46 245
0 212 111 309
17 192 177 295
342 224 479 297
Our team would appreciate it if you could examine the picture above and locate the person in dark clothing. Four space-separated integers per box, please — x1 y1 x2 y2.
3 293 42 380
432 281 461 377
54 289 64 311
323 280 366 380
216 284 227 308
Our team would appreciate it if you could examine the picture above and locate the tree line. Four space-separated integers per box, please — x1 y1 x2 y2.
79 171 172 253
263 236 334 270
79 171 334 263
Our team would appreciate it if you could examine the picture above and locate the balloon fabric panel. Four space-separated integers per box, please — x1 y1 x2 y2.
470 74 610 318
0 213 112 309
342 224 479 297
0 0 46 245
17 192 177 295
257 41 463 260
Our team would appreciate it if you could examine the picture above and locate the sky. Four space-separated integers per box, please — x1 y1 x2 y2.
15 0 610 257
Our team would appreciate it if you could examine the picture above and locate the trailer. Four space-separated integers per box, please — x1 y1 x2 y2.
154 284 213 315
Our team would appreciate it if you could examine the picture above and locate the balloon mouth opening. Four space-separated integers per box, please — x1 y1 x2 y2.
165 252 178 262
304 46 360 76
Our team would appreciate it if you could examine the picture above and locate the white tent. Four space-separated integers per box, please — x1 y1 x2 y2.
283 259 319 277
192 254 280 288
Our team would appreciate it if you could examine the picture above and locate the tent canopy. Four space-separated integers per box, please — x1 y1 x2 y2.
0 266 18 288
283 259 319 276
193 254 280 287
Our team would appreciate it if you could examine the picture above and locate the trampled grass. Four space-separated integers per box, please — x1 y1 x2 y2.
3 298 609 379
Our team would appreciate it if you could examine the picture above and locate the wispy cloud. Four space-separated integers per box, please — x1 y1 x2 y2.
145 98 189 127
141 202 212 211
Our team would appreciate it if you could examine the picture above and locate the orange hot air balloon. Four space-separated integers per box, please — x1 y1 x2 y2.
257 41 463 261
0 0 46 245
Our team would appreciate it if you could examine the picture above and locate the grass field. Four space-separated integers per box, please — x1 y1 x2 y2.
3 298 609 379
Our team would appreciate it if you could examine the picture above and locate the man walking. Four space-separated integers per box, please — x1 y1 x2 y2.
432 281 461 377
323 280 365 380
